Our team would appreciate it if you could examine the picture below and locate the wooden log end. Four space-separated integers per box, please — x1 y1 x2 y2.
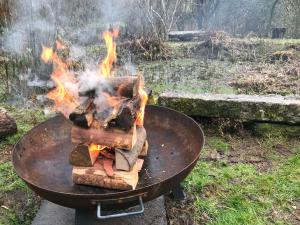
69 144 100 167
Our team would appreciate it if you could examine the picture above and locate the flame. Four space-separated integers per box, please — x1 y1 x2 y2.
41 46 79 117
89 143 105 152
136 79 148 126
41 46 53 63
88 144 105 164
100 29 119 78
56 40 65 50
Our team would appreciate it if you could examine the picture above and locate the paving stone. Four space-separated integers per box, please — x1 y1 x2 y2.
31 196 167 225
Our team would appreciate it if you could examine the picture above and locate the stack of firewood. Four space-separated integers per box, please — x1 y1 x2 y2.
69 75 149 190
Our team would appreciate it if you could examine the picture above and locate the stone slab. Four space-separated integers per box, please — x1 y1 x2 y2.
168 30 214 41
31 197 167 225
158 92 300 124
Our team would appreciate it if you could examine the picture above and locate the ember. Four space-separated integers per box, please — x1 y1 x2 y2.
42 30 149 190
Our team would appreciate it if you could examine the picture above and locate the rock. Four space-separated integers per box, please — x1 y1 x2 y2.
158 92 300 124
0 107 17 138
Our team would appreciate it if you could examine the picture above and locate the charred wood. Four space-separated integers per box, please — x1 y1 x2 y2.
115 97 141 131
69 98 94 128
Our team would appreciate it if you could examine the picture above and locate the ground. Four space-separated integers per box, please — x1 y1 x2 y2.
0 105 49 225
0 35 299 224
165 119 300 225
138 38 300 96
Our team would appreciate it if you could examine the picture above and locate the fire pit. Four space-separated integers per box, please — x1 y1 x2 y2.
12 105 204 219
12 28 204 222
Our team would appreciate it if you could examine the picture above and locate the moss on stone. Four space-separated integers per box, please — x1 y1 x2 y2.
252 123 300 138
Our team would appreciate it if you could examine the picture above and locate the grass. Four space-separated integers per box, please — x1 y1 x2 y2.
179 132 300 225
0 104 51 225
185 157 300 224
207 137 231 154
138 37 300 96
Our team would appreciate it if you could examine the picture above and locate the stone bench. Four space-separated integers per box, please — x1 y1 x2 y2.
158 92 300 124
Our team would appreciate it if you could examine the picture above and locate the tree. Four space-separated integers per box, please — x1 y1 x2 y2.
136 0 183 39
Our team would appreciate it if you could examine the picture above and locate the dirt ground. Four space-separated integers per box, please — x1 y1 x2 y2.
164 119 300 225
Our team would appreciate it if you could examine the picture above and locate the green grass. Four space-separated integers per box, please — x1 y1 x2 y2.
0 104 49 147
207 137 231 154
184 151 300 225
0 162 41 225
0 105 51 225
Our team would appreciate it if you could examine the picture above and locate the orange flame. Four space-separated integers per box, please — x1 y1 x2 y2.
89 143 105 152
100 29 119 78
41 46 53 63
56 40 65 50
41 46 79 117
136 79 148 126
88 144 105 164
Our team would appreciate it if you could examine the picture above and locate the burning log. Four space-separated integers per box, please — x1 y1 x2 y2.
0 107 17 138
99 149 115 160
69 144 101 167
71 125 137 150
69 112 94 128
115 97 141 131
69 98 94 128
72 159 139 190
115 127 147 171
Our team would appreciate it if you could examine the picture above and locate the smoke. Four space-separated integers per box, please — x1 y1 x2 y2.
77 68 106 94
77 68 117 114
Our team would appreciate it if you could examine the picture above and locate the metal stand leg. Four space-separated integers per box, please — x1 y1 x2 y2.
170 183 186 201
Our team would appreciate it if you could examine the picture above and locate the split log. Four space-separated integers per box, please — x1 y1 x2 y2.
69 144 100 167
115 127 147 171
103 159 114 177
71 125 137 150
72 159 138 190
69 112 94 128
139 140 149 157
115 97 141 131
0 107 17 138
69 98 94 128
136 159 144 172
99 149 115 160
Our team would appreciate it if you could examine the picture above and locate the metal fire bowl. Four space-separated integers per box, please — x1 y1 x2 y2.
12 105 204 209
